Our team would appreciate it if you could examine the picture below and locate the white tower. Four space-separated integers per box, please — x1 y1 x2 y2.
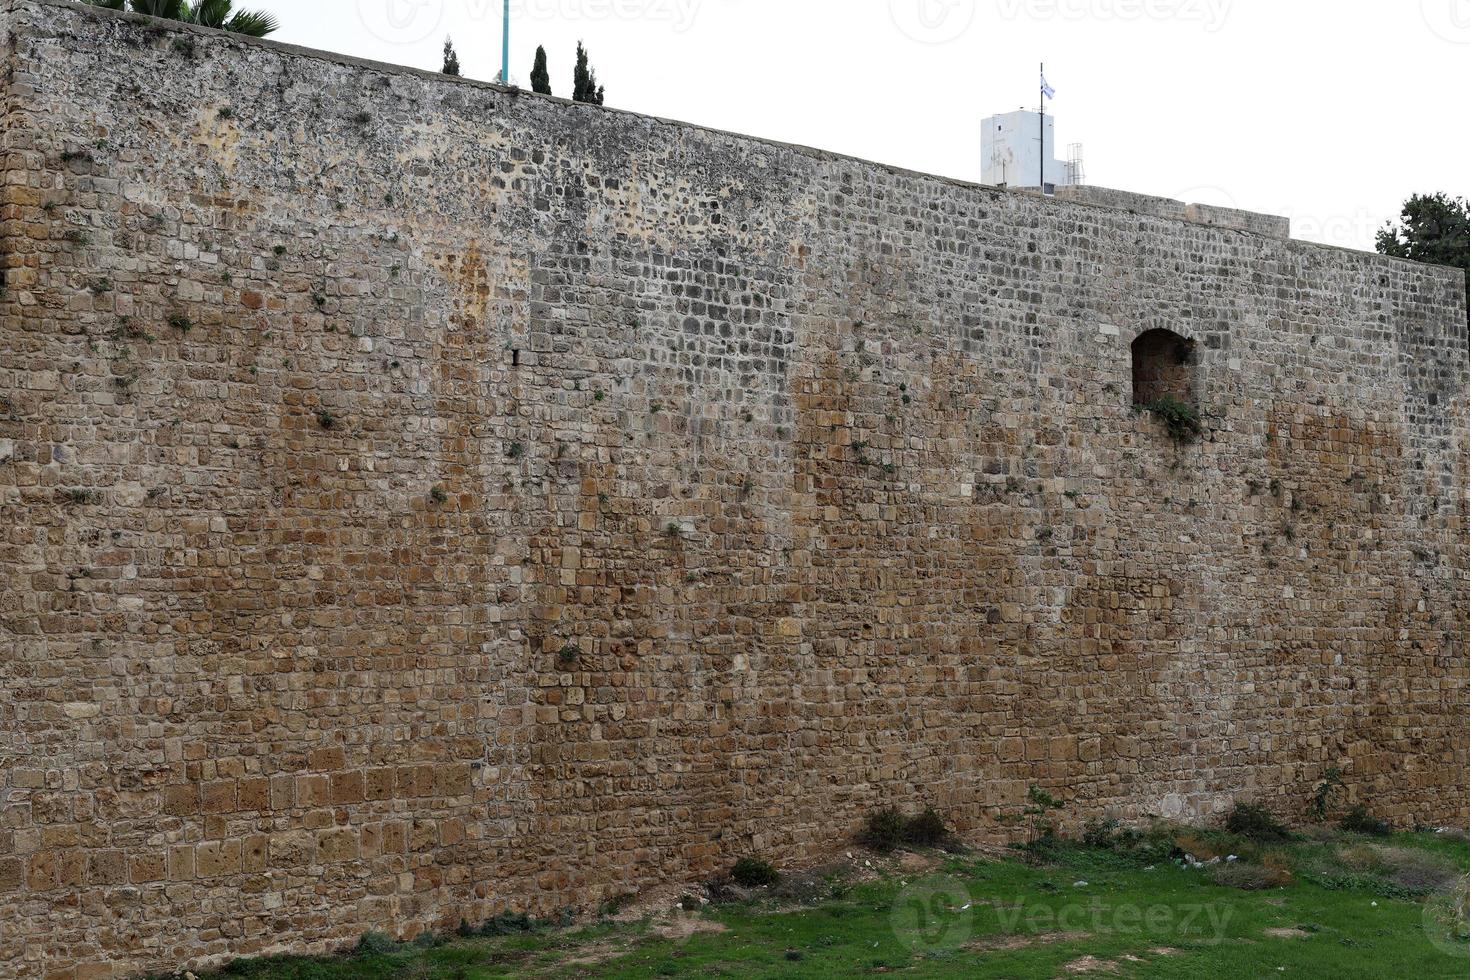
982 110 1080 194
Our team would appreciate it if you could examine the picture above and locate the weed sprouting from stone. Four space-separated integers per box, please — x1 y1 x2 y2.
1140 395 1203 443
1312 767 1345 822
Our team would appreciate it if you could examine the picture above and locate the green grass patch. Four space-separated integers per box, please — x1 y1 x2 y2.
180 830 1470 979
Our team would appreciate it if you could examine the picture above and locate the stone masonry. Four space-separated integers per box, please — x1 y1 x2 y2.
2 1 1468 976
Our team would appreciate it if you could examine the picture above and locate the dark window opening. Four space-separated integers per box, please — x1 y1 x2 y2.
511 349 520 367
1131 329 1197 407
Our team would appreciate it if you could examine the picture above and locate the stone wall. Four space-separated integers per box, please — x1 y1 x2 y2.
1053 184 1294 238
1 1 1468 976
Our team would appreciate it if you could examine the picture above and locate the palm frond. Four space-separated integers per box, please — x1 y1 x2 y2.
181 0 233 28
130 0 185 17
223 8 279 37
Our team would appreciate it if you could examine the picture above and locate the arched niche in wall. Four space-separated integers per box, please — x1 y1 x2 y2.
1131 328 1198 407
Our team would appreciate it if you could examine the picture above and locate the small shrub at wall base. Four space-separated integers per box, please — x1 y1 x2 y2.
354 930 398 955
905 807 950 847
858 806 953 853
1340 805 1392 837
858 807 905 853
1226 802 1292 841
731 857 780 888
1082 817 1122 849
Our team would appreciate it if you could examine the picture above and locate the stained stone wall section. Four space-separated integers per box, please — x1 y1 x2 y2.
1 1 1468 977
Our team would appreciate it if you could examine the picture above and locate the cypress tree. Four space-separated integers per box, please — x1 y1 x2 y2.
572 42 604 106
531 45 551 95
441 36 461 77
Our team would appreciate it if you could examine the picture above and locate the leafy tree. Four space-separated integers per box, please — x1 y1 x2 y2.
441 36 461 76
84 0 279 37
1377 193 1470 324
531 45 551 96
571 42 604 106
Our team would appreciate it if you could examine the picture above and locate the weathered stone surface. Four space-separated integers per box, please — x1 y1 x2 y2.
0 0 1468 977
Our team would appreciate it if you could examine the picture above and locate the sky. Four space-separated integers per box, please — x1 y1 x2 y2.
269 0 1470 252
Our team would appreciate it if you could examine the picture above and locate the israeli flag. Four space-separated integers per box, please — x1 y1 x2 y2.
1041 74 1056 100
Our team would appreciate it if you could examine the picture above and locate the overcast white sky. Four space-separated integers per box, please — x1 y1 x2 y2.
271 0 1470 252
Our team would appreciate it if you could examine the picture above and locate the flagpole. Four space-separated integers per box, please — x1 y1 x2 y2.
502 0 510 86
1039 62 1045 193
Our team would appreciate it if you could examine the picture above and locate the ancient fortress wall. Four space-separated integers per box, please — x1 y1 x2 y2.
2 0 1468 975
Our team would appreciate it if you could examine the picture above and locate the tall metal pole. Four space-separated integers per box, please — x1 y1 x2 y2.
1039 62 1045 193
502 0 510 85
